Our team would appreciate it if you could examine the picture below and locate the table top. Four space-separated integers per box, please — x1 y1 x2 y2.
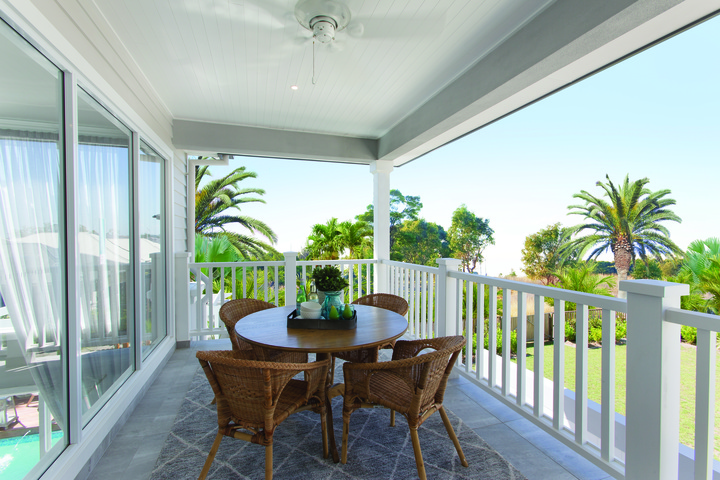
235 305 408 354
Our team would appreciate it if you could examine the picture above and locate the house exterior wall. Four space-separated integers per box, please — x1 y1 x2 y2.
0 1 187 479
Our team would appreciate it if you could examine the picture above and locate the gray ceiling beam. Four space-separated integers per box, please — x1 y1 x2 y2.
173 119 378 164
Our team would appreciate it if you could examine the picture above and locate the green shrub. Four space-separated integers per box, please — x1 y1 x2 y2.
681 325 697 344
615 318 627 340
588 326 602 343
565 320 576 343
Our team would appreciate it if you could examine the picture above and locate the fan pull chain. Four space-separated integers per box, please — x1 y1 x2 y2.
312 39 317 85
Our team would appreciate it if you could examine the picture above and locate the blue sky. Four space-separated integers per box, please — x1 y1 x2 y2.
204 15 719 276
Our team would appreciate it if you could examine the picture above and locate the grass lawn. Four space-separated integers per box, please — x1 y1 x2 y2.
520 341 720 460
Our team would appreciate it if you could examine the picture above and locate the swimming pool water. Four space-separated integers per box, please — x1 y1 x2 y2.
0 431 64 479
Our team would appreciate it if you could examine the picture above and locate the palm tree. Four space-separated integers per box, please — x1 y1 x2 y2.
564 175 682 291
551 262 616 311
675 238 720 313
195 164 277 259
305 218 343 260
337 220 373 259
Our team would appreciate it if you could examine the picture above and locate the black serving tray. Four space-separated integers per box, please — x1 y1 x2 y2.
287 309 357 330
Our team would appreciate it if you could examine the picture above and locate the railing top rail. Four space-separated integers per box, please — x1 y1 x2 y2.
298 259 377 266
190 261 285 268
665 306 720 330
380 259 440 274
450 270 627 313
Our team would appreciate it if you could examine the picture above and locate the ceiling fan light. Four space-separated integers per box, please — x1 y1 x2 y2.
295 0 351 33
310 16 337 43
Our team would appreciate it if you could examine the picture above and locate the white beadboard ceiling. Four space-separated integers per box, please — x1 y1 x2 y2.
83 0 719 164
94 0 553 138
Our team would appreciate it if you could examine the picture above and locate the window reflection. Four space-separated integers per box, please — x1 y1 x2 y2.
139 142 166 357
76 89 133 425
0 19 67 478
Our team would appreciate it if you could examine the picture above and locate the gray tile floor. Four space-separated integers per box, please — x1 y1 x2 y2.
87 339 614 480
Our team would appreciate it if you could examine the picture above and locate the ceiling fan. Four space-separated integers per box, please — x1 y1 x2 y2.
294 0 352 45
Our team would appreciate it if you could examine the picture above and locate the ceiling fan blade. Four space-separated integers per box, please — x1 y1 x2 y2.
347 15 446 39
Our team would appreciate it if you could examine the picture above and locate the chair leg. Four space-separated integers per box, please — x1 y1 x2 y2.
320 403 329 459
439 406 469 467
390 409 395 427
198 431 223 480
409 427 427 480
341 415 350 464
265 443 273 480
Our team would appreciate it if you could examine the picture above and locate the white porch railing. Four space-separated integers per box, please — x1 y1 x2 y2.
179 254 720 479
187 257 377 338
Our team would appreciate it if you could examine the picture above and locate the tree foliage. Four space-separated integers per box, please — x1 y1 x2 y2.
563 174 682 286
521 223 572 285
195 164 277 259
305 217 344 260
304 218 373 260
547 262 616 311
447 205 494 273
356 189 422 249
674 238 720 313
392 219 449 266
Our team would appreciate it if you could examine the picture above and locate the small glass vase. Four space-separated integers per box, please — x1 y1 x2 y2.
321 290 344 320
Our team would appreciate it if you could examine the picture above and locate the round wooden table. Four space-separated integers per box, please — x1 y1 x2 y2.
235 304 408 462
235 304 408 353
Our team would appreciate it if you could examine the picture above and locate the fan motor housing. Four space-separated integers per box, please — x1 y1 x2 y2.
310 16 337 43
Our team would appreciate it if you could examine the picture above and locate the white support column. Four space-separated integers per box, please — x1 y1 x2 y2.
285 252 298 309
174 252 191 347
436 258 461 337
370 160 393 293
621 279 689 480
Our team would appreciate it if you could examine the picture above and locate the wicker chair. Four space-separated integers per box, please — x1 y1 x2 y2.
196 350 330 480
219 299 306 362
340 336 468 480
330 294 409 378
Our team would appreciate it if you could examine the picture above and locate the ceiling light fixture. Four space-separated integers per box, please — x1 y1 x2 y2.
295 0 352 85
295 0 351 43
290 85 299 90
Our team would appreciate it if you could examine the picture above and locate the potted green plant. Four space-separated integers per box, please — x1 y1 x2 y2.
311 265 349 319
311 265 349 293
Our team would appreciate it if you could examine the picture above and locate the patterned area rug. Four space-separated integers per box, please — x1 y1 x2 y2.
150 362 526 480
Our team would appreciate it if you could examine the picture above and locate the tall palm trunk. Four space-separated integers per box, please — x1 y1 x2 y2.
613 236 633 298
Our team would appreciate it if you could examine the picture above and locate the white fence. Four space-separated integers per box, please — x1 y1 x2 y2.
187 257 377 338
180 254 720 479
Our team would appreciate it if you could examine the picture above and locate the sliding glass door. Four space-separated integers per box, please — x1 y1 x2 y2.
76 89 134 425
0 19 67 479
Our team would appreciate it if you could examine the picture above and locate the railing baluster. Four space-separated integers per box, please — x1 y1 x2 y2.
488 286 497 388
208 266 215 332
553 300 565 430
695 328 715 480
420 271 427 339
409 269 416 335
517 292 527 406
253 266 257 299
533 295 544 417
466 280 473 373
414 270 421 335
601 308 616 462
456 279 463 351
431 273 437 338
242 267 246 299
348 264 354 302
575 303 589 445
501 288 511 396
274 265 279 305
220 267 226 305
476 283 484 381
231 267 236 299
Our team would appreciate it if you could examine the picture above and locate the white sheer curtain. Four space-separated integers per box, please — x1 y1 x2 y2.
76 140 133 419
0 134 65 428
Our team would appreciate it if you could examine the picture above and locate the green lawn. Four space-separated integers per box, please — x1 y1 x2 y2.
519 342 720 459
